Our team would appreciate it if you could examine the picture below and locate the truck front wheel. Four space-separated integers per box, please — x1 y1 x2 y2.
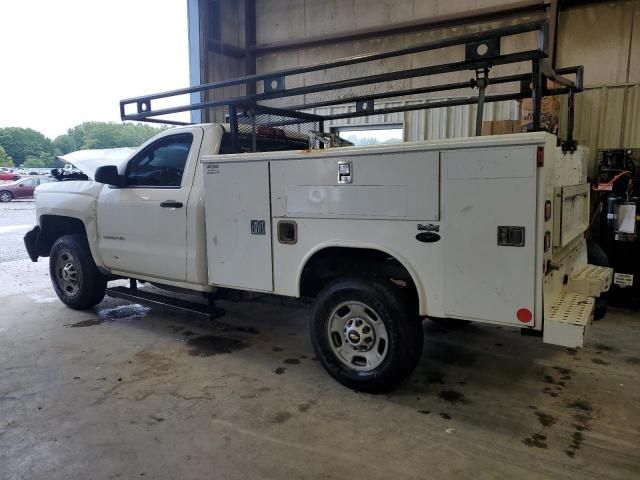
49 234 107 310
311 276 423 393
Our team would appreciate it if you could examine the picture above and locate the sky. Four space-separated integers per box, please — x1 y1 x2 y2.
0 0 191 139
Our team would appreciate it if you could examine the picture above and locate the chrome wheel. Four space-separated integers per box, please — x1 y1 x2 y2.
56 250 80 297
0 191 12 202
327 301 389 371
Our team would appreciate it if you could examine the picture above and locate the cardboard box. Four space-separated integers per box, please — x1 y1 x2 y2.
485 120 522 135
481 120 517 135
520 96 560 134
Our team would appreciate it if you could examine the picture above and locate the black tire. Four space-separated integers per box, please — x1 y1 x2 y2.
311 276 423 393
49 234 107 310
0 191 13 202
587 239 609 320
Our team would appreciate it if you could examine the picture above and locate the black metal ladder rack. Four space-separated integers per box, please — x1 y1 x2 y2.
119 20 583 151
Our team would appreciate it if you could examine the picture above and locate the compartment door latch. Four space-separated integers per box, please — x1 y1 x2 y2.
497 226 525 247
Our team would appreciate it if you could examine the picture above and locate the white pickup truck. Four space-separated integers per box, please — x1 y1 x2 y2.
25 124 612 392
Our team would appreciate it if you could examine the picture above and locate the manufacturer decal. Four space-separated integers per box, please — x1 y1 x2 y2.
103 235 126 241
251 220 266 235
613 272 633 288
415 232 441 243
207 164 220 175
417 223 440 233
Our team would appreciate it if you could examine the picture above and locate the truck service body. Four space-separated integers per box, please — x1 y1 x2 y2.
25 124 611 391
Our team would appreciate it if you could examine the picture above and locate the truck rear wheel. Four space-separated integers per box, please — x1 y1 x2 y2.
49 234 107 310
311 276 423 393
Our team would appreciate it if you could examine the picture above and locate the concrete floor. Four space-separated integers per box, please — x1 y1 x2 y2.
1 203 639 479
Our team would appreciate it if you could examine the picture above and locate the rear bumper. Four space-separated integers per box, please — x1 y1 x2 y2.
24 226 41 262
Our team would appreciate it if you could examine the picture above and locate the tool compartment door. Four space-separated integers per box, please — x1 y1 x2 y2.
204 160 273 292
441 146 538 324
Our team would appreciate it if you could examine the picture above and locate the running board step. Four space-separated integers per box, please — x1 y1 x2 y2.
543 292 594 348
569 264 613 297
105 284 225 319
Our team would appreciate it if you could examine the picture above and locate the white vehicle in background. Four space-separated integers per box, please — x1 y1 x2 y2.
24 125 611 392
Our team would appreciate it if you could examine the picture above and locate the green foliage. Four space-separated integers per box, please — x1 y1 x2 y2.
53 122 165 155
0 127 54 166
0 145 14 167
0 122 166 168
21 157 46 168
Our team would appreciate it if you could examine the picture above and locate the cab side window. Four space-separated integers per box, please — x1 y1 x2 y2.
125 133 193 187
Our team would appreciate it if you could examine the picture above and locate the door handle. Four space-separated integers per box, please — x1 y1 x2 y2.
160 200 183 208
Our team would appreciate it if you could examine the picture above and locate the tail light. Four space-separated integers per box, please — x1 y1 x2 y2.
544 231 551 252
544 200 552 221
536 146 544 167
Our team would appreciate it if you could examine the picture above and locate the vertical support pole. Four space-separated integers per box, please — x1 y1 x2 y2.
187 0 203 123
229 104 239 151
244 0 257 97
130 278 137 292
318 119 325 149
475 84 486 136
531 60 542 131
548 0 559 68
475 68 488 137
566 88 576 151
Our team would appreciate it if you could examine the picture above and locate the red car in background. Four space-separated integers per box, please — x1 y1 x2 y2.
0 177 56 202
0 171 20 181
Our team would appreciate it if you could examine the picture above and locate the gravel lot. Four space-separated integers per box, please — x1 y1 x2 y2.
0 199 36 263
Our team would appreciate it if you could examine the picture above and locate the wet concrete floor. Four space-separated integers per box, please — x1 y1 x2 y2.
1 283 639 479
1 202 639 479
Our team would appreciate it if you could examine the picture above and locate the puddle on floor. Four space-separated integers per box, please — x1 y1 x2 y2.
66 304 150 328
98 304 151 321
186 334 249 357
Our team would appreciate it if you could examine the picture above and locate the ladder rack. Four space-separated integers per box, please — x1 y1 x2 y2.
119 20 583 151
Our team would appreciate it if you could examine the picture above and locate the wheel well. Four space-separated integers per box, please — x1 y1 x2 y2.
300 247 418 303
37 215 87 257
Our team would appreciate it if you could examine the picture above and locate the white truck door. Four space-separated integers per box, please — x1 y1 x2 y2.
441 146 538 325
97 129 203 281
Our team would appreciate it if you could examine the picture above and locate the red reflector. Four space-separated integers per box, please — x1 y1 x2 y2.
536 146 544 167
545 200 552 221
517 308 533 323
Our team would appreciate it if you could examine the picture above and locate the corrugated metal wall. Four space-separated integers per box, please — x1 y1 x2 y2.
201 0 640 176
314 82 640 177
558 83 640 174
313 99 520 141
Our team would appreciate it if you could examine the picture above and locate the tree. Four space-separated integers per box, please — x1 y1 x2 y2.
0 127 54 166
21 157 46 168
0 122 166 168
52 134 80 157
0 145 14 167
53 122 165 155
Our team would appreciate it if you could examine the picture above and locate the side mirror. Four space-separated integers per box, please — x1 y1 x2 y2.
94 165 125 187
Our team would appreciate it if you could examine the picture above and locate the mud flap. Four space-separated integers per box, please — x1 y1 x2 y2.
23 226 41 262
